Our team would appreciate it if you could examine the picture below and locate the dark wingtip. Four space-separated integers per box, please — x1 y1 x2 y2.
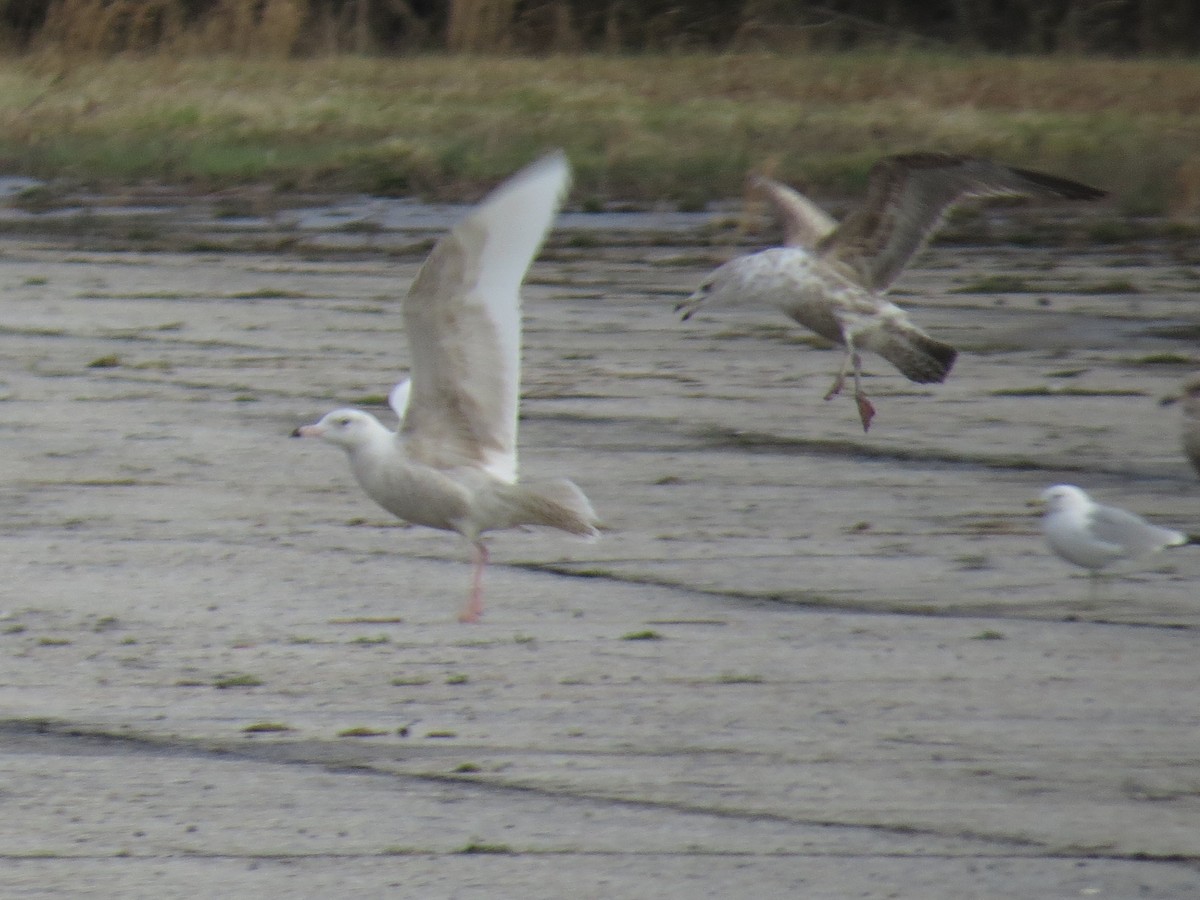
1009 165 1107 201
1064 183 1107 201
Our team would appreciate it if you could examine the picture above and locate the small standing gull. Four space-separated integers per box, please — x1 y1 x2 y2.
677 153 1106 430
293 152 598 623
1038 485 1189 593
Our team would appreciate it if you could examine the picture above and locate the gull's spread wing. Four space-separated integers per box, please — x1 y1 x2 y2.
400 151 570 482
821 153 1105 292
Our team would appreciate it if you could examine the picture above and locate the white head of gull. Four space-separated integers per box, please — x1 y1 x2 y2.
293 151 598 623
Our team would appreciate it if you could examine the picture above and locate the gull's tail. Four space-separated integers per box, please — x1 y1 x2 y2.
873 323 958 385
502 479 600 538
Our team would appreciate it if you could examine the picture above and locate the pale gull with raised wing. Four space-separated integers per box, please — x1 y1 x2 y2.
293 152 598 623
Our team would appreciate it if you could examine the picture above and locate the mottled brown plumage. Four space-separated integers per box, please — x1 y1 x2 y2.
818 153 1106 292
680 154 1105 430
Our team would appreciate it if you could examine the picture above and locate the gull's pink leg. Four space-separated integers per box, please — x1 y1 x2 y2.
855 393 876 432
823 349 854 401
458 542 488 624
847 349 875 432
827 347 875 431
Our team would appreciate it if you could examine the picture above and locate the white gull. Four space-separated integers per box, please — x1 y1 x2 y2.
1039 484 1187 591
293 151 598 623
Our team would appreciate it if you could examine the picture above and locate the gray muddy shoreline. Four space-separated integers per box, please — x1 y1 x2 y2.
1 200 1198 897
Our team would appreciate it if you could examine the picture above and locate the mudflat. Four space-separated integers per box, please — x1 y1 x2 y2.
1 198 1198 898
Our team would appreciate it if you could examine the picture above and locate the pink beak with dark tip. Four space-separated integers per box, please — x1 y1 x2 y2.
291 424 325 438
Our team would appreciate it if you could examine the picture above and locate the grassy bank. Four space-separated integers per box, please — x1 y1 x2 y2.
2 52 1200 211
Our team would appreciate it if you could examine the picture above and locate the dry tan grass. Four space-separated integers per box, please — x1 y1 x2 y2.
0 51 1197 209
21 2 1200 57
38 0 309 56
38 0 183 53
190 0 308 57
447 0 518 52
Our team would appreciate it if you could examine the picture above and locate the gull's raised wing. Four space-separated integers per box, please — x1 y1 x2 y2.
400 151 570 482
820 153 1105 292
750 174 838 250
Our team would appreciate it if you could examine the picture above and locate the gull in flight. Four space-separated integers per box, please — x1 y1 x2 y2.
677 153 1106 430
1038 484 1189 594
293 152 598 623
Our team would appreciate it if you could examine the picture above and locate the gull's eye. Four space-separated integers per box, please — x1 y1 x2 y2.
336 416 352 427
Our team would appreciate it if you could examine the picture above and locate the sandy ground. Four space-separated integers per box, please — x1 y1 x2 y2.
1 201 1199 898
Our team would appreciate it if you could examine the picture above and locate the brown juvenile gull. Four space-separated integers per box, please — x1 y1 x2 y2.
293 152 598 623
1179 374 1200 477
676 153 1106 431
1039 484 1189 596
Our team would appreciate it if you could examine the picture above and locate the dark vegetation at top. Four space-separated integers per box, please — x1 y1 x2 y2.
3 0 1199 56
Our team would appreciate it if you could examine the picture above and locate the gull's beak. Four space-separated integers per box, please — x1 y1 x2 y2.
291 423 324 438
1026 497 1046 515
